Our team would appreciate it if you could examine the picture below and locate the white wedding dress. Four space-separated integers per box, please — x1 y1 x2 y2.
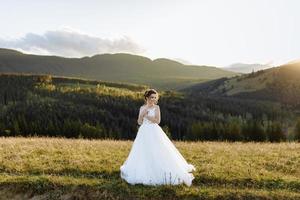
120 106 196 187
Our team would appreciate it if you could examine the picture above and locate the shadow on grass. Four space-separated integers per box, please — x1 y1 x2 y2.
0 175 180 200
1 168 300 192
1 170 300 200
1 178 300 200
194 175 300 192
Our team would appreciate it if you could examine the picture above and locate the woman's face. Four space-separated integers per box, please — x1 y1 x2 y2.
147 93 158 105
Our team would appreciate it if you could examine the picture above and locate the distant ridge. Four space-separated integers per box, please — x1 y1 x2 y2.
0 48 239 91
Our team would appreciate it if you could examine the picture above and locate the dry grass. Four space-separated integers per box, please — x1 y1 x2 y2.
0 136 300 199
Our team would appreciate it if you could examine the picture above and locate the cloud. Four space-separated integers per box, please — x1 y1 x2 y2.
0 28 145 57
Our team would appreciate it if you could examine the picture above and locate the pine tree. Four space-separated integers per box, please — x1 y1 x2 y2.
295 118 300 141
267 121 286 142
12 121 21 136
0 122 5 135
251 120 266 141
227 119 242 141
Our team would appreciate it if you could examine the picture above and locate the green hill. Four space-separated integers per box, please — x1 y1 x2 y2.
181 62 300 111
0 48 238 90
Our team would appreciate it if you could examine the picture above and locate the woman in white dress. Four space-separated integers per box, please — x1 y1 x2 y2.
120 89 196 186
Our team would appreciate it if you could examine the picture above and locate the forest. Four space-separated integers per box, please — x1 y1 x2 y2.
0 73 299 141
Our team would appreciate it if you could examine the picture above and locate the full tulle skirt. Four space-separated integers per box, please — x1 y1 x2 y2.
120 123 196 186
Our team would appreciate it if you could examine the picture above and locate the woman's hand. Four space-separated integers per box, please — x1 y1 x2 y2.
144 105 161 124
140 108 149 117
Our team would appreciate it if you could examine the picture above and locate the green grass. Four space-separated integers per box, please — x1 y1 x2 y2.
0 137 299 199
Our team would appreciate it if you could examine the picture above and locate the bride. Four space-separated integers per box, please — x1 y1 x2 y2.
120 89 196 186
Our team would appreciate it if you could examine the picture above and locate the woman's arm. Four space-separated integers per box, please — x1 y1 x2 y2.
137 106 147 125
144 105 161 124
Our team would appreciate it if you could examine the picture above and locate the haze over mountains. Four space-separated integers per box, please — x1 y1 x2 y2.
223 63 274 73
0 48 238 91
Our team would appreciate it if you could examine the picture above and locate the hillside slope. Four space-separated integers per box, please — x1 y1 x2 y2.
1 73 293 141
181 62 300 109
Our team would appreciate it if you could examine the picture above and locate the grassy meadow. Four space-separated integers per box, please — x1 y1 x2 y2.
0 137 299 199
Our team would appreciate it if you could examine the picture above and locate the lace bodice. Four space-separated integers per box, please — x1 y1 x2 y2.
142 106 156 125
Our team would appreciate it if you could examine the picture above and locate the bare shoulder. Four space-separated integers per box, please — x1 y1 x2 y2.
155 105 160 109
140 105 146 110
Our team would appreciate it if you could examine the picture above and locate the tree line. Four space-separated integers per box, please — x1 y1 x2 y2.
0 74 299 142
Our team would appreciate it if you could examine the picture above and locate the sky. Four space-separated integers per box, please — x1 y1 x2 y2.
0 0 299 67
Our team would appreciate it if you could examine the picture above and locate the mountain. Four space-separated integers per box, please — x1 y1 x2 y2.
172 58 192 65
223 63 273 73
181 62 300 109
0 48 239 91
0 48 23 55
